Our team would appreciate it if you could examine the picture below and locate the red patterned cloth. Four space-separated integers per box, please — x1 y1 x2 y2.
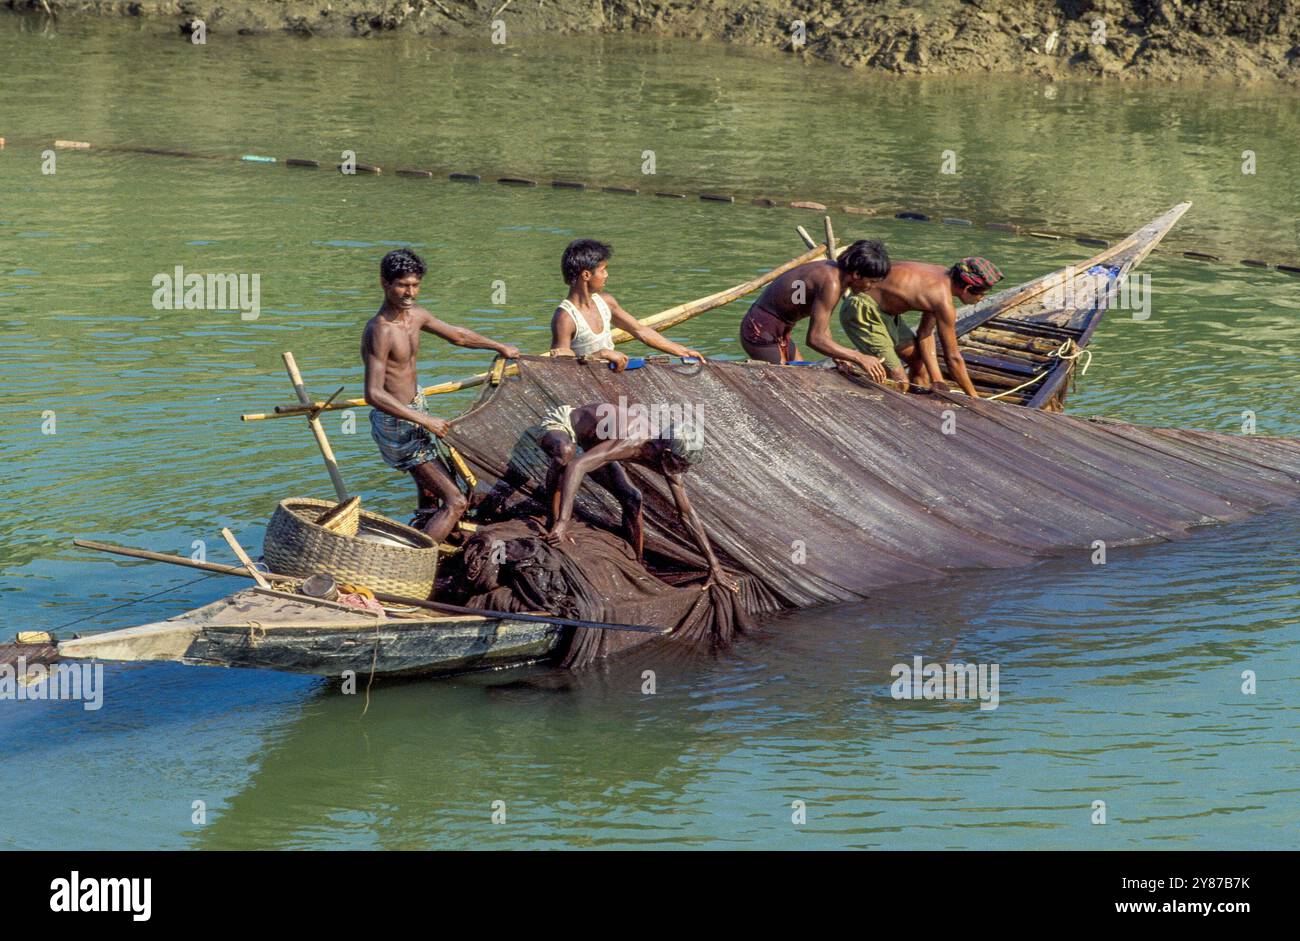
952 256 1004 290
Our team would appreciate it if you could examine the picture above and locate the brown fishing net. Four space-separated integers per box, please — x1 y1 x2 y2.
448 517 778 670
442 355 1300 667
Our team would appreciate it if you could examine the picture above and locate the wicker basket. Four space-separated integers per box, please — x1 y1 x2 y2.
263 498 438 599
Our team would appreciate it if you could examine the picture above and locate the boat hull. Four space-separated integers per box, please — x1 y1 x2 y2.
57 588 565 678
181 618 564 678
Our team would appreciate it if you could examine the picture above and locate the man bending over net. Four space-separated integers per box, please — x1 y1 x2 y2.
538 403 737 591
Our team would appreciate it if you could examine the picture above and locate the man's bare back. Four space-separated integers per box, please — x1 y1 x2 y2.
868 261 952 317
752 260 843 323
739 242 893 380
862 257 1004 398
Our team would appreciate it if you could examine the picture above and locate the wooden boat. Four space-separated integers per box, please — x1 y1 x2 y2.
55 586 563 679
952 202 1190 409
44 205 1190 680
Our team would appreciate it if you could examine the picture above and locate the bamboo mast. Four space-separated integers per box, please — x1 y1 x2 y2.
281 352 350 500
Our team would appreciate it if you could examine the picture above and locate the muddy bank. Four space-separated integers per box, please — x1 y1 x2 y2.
6 0 1298 83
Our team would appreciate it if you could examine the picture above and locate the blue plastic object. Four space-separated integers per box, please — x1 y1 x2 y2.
614 357 646 370
1086 264 1121 278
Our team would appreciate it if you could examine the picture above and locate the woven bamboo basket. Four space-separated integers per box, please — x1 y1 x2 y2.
263 498 438 598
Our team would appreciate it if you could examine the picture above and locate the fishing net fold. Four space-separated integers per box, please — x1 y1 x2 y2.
442 356 1300 667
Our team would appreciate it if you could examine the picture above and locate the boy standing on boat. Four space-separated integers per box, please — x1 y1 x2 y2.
539 402 736 591
840 256 1004 397
739 239 890 381
362 248 520 543
548 239 706 366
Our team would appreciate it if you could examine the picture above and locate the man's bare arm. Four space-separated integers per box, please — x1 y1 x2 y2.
931 297 979 397
805 279 888 381
550 438 645 535
607 296 705 360
914 313 947 385
666 475 736 590
421 310 519 359
548 307 577 356
362 325 447 433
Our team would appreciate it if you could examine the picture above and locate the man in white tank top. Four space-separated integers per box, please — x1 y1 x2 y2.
548 239 706 368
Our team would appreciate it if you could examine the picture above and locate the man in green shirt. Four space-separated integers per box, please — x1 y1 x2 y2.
839 256 1004 395
839 291 922 387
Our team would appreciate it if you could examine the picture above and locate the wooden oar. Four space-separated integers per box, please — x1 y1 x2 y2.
242 242 833 422
72 539 668 635
364 592 666 634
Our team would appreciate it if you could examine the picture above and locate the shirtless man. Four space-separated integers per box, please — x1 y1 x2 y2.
549 239 705 369
841 256 1004 397
362 248 520 543
739 239 890 381
539 402 735 591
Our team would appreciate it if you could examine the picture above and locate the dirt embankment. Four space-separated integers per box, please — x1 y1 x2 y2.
6 0 1298 83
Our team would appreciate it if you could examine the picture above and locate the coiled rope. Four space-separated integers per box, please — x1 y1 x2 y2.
986 338 1092 402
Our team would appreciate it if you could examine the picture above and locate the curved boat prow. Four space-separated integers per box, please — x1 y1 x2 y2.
58 620 204 664
953 202 1192 408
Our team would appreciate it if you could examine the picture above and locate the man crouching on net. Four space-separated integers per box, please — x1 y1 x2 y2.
538 402 738 592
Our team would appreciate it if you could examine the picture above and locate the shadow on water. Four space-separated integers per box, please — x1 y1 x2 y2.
188 610 967 849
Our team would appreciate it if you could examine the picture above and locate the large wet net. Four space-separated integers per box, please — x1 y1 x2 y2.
443 355 1300 665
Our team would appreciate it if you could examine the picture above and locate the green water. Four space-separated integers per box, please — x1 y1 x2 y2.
1 15 1298 850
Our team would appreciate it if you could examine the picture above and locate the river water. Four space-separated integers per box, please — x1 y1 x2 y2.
1 15 1298 850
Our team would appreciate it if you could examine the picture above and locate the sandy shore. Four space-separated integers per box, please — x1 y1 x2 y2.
5 0 1298 83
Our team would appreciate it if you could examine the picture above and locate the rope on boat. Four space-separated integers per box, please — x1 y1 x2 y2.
362 620 381 717
40 571 218 634
985 339 1092 402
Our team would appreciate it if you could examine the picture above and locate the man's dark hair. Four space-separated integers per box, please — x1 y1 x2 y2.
380 248 427 283
561 239 613 284
838 239 891 279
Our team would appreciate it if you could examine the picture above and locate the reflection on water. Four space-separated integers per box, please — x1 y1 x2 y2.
5 510 1289 850
1 15 1298 850
1 16 1299 260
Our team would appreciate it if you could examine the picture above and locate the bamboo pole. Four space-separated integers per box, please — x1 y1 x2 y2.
607 242 828 342
796 225 818 250
72 539 666 634
220 528 271 589
823 215 837 257
243 242 831 422
282 351 350 500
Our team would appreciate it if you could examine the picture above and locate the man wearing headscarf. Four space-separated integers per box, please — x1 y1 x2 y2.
840 255 1004 397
